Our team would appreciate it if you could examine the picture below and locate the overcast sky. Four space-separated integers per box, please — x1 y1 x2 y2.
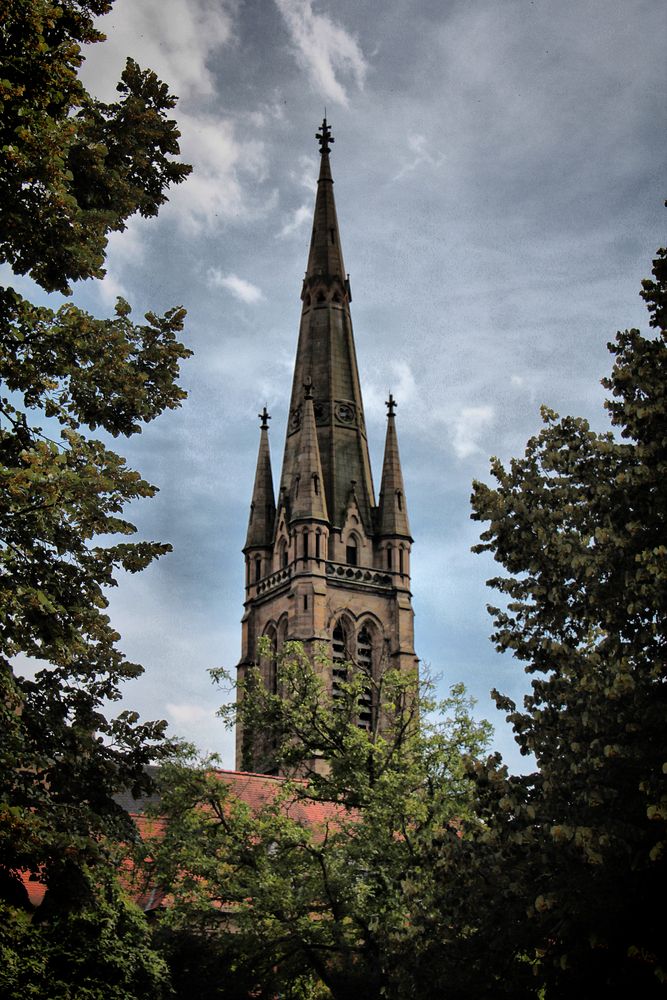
15 0 667 771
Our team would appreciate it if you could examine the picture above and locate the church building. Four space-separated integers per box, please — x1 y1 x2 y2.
237 120 418 772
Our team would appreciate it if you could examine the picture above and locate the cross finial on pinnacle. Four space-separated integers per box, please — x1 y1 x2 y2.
316 117 334 155
259 405 271 429
386 393 397 417
303 375 313 399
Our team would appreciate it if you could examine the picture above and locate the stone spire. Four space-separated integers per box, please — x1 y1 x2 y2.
280 119 376 533
290 378 328 523
377 394 411 539
244 407 276 549
305 118 347 286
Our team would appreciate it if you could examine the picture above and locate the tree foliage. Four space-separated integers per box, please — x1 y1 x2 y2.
148 643 491 1000
460 240 667 993
1 1 190 991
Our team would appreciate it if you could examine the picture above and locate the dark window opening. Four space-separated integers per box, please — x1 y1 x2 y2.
303 532 309 559
346 538 358 566
399 548 405 575
396 490 403 511
386 547 393 570
303 594 308 611
315 533 321 560
313 473 319 495
330 228 335 244
280 541 288 568
254 556 261 582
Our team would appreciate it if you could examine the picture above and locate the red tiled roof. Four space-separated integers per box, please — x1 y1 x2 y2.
17 769 346 912
208 768 345 829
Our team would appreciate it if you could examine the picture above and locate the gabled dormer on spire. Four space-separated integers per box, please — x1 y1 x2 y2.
244 407 276 551
290 378 328 524
377 394 411 540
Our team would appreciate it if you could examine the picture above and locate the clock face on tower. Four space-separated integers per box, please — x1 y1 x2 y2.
335 402 355 424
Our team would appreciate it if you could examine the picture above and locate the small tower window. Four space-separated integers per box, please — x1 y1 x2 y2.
315 532 321 560
303 531 309 559
346 537 358 566
303 594 308 611
386 546 393 571
396 490 403 512
330 228 335 245
254 556 262 582
313 473 319 495
399 547 405 575
279 538 288 568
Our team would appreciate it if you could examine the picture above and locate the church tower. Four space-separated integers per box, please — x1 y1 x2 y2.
237 120 417 772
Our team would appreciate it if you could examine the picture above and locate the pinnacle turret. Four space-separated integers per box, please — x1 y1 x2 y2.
290 378 328 523
377 394 411 539
244 407 276 550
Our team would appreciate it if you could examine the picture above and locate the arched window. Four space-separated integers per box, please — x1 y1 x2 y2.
356 626 373 731
302 530 309 559
332 622 347 701
254 555 262 582
399 547 405 576
396 490 403 512
262 628 278 696
315 531 321 560
278 538 288 569
346 536 358 566
386 546 393 571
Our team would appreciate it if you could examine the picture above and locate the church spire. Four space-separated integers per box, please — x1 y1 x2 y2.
377 394 411 539
244 407 276 550
304 117 347 288
280 119 375 532
290 377 328 523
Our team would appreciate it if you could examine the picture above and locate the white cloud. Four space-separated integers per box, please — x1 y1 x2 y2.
81 0 236 103
291 154 318 191
207 269 264 304
96 217 145 306
279 203 311 237
164 113 274 233
166 702 212 725
450 405 494 459
394 133 446 181
275 0 367 107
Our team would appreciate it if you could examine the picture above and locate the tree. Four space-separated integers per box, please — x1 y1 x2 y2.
1 1 191 992
460 240 667 993
147 642 492 1000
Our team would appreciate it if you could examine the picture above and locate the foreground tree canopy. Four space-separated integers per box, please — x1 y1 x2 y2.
148 646 492 1000
1 3 190 995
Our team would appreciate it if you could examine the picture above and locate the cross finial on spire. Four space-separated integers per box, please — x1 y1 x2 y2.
386 393 397 417
316 117 334 155
303 375 313 399
259 405 271 429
